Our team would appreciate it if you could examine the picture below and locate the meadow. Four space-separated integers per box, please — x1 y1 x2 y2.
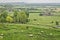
0 12 60 40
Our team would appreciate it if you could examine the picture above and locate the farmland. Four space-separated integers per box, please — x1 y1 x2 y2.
0 4 60 40
0 13 60 40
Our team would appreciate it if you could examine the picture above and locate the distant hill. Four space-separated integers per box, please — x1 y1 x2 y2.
0 2 60 6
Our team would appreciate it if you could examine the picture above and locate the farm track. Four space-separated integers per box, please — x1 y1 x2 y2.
0 23 59 30
0 23 52 28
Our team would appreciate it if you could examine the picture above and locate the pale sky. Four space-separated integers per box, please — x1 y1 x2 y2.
0 0 60 3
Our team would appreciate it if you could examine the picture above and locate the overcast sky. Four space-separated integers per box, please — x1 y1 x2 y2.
0 0 60 3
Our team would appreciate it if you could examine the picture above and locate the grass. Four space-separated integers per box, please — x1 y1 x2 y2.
29 13 60 25
0 13 60 40
0 23 60 40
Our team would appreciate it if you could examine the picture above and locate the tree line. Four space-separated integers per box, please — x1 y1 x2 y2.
0 10 29 24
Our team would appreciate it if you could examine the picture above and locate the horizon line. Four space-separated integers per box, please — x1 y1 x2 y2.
0 1 60 3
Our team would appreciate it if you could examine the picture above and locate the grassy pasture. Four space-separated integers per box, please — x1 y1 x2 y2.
0 24 60 40
29 13 60 26
0 12 60 40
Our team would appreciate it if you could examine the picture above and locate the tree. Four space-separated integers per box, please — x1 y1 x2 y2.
0 11 8 23
25 9 29 17
6 16 13 23
13 10 29 23
13 10 18 23
18 11 28 23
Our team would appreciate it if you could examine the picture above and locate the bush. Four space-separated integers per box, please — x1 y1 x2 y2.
26 19 30 22
34 19 37 21
39 14 43 16
56 21 59 25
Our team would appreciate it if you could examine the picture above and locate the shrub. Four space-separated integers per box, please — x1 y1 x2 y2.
39 14 43 16
34 19 37 21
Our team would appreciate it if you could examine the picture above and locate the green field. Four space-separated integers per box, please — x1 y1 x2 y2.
29 13 60 25
0 13 60 40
